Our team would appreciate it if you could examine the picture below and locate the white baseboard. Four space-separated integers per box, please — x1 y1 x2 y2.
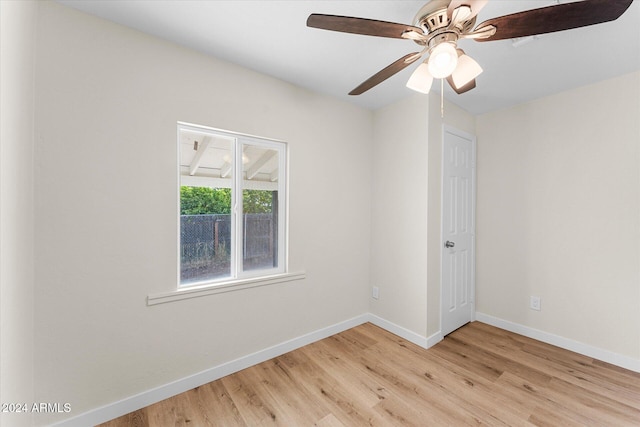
367 314 443 349
52 314 371 427
427 330 444 348
475 312 640 373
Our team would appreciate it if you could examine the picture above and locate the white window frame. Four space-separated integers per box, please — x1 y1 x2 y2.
176 122 288 289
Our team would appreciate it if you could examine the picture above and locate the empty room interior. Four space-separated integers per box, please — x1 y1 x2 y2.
1 1 639 426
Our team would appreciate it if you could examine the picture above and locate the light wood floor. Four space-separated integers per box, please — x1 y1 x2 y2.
99 322 640 426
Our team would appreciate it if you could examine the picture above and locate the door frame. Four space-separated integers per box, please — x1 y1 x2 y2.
440 124 477 336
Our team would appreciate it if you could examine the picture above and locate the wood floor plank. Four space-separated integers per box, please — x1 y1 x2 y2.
144 388 197 426
371 336 535 425
445 334 554 388
495 371 633 426
313 413 346 427
308 339 390 409
337 335 506 425
527 405 591 427
253 357 330 424
454 323 640 410
293 349 390 426
99 410 148 427
219 368 281 425
98 322 640 426
547 376 640 425
191 380 247 426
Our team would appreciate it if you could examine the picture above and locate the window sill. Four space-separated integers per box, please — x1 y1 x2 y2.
147 271 306 306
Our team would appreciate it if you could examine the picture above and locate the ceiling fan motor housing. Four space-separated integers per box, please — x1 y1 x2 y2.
416 4 450 33
412 0 476 48
428 32 458 50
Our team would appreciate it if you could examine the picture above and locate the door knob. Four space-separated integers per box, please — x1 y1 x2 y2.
445 241 455 248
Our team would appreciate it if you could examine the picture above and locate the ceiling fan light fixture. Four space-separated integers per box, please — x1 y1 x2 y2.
451 54 483 89
428 42 458 78
406 62 433 94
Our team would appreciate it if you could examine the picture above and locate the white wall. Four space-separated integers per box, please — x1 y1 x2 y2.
476 71 640 361
370 94 430 337
33 2 372 424
369 92 475 340
0 1 37 426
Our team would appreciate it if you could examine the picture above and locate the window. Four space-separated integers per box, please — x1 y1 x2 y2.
178 123 287 287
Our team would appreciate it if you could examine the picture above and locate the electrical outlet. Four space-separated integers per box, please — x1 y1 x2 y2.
530 296 541 311
372 286 379 300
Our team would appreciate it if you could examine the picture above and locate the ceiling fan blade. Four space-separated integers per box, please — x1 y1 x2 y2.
350 52 422 95
474 0 633 42
448 0 488 21
307 14 423 39
447 75 476 94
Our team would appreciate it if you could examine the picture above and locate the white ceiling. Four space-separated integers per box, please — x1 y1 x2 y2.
57 0 640 115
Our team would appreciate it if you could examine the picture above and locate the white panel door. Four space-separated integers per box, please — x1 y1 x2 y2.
441 126 476 336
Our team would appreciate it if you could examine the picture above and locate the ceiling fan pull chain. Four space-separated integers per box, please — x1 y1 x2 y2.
441 79 445 119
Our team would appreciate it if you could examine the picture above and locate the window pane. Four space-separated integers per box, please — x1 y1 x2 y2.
242 145 279 272
179 130 233 284
180 187 232 284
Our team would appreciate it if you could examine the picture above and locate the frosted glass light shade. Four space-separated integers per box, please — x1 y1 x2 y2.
451 54 483 89
428 43 458 78
406 63 433 94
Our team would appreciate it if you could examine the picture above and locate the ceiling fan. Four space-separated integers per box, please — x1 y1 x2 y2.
307 0 634 95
